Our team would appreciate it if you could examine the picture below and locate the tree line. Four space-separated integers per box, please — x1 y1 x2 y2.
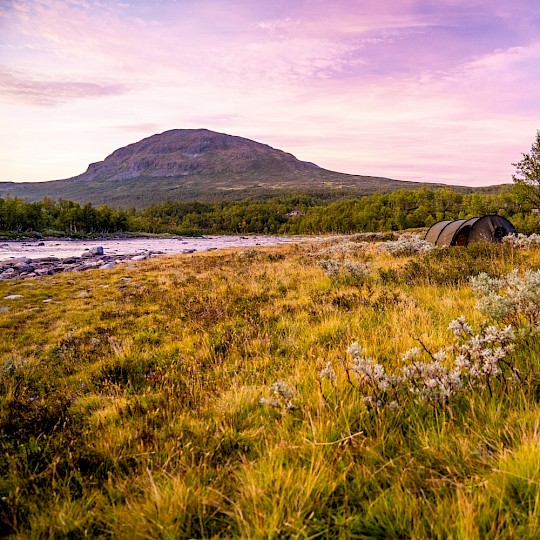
1 187 540 237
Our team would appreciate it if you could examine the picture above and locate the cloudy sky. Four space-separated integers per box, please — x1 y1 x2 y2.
1 0 539 186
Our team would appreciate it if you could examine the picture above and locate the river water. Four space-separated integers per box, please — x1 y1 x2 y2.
0 235 308 262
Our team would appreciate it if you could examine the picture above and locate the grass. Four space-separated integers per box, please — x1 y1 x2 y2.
1 239 540 538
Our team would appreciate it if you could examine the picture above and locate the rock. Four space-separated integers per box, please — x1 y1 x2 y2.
38 242 45 246
10 257 33 265
63 258 79 265
43 299 52 303
182 249 196 254
5 295 23 300
130 255 147 261
101 262 116 269
35 268 54 276
15 264 36 273
77 291 89 297
89 246 104 256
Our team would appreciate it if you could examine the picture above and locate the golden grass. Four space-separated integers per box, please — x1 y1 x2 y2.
1 240 540 538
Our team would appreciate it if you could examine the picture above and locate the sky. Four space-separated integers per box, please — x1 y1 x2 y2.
1 0 539 187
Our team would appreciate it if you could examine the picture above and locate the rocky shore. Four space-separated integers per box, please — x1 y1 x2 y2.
0 246 197 281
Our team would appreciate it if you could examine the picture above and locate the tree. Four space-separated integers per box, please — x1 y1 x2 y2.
512 130 540 208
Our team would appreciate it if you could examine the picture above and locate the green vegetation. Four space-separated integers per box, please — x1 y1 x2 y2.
2 186 540 237
513 130 540 208
1 239 540 537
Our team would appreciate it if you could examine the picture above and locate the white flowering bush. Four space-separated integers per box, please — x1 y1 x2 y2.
470 270 540 327
319 317 518 409
318 259 372 281
315 241 371 258
259 380 295 412
378 234 436 256
502 232 540 248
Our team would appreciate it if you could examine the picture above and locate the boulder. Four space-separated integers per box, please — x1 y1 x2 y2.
15 264 36 273
89 246 104 256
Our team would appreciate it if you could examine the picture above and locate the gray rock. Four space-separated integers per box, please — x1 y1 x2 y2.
35 268 54 276
89 246 104 256
130 255 147 261
5 295 23 300
100 262 116 269
15 264 36 273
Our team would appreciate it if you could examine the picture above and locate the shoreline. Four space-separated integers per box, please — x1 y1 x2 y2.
0 235 313 280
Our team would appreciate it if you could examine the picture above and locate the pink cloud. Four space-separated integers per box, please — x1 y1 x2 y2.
0 0 539 186
0 68 130 105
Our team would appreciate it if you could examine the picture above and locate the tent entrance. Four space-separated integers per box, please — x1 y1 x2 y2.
454 226 471 246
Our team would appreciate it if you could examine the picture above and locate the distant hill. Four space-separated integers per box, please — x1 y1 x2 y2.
0 129 500 207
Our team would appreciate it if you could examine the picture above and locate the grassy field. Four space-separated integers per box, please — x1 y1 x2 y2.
1 237 540 538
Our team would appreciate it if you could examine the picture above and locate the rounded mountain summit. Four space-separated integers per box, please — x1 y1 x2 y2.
0 129 453 207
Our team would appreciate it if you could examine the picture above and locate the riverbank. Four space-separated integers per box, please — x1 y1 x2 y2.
0 235 311 280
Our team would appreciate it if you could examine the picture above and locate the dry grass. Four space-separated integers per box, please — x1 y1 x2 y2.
1 240 540 538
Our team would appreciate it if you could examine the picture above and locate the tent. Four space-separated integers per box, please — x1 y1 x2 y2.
424 215 516 247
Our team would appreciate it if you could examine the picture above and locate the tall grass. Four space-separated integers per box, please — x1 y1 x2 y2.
1 240 540 538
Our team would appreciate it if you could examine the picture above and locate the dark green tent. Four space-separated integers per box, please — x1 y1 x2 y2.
424 215 516 247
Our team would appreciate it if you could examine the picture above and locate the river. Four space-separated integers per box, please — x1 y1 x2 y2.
0 235 309 262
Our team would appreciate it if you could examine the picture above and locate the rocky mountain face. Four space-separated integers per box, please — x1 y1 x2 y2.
82 129 321 181
0 129 469 207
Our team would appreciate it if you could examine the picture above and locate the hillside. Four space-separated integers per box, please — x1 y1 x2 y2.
0 129 479 207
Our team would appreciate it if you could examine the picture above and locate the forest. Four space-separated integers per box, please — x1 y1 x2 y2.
1 187 540 237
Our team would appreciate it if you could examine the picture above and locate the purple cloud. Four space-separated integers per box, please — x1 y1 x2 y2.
0 69 130 106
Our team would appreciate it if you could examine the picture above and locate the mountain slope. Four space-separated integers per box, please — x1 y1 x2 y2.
0 129 475 207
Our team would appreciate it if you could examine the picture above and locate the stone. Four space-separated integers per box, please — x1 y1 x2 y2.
5 295 23 300
100 262 116 269
15 264 36 273
130 255 147 261
89 246 104 256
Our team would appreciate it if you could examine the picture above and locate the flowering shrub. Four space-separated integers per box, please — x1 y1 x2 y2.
318 259 372 281
315 241 370 258
502 232 540 248
319 317 518 409
259 380 295 412
378 234 436 256
470 270 540 327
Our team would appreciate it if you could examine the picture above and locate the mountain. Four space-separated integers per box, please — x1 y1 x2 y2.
0 129 477 207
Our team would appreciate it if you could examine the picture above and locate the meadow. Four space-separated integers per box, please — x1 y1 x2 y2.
1 235 540 538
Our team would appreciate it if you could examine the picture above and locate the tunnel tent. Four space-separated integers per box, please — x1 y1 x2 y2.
424 220 453 244
452 217 480 246
424 215 516 247
466 215 516 244
436 219 468 247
